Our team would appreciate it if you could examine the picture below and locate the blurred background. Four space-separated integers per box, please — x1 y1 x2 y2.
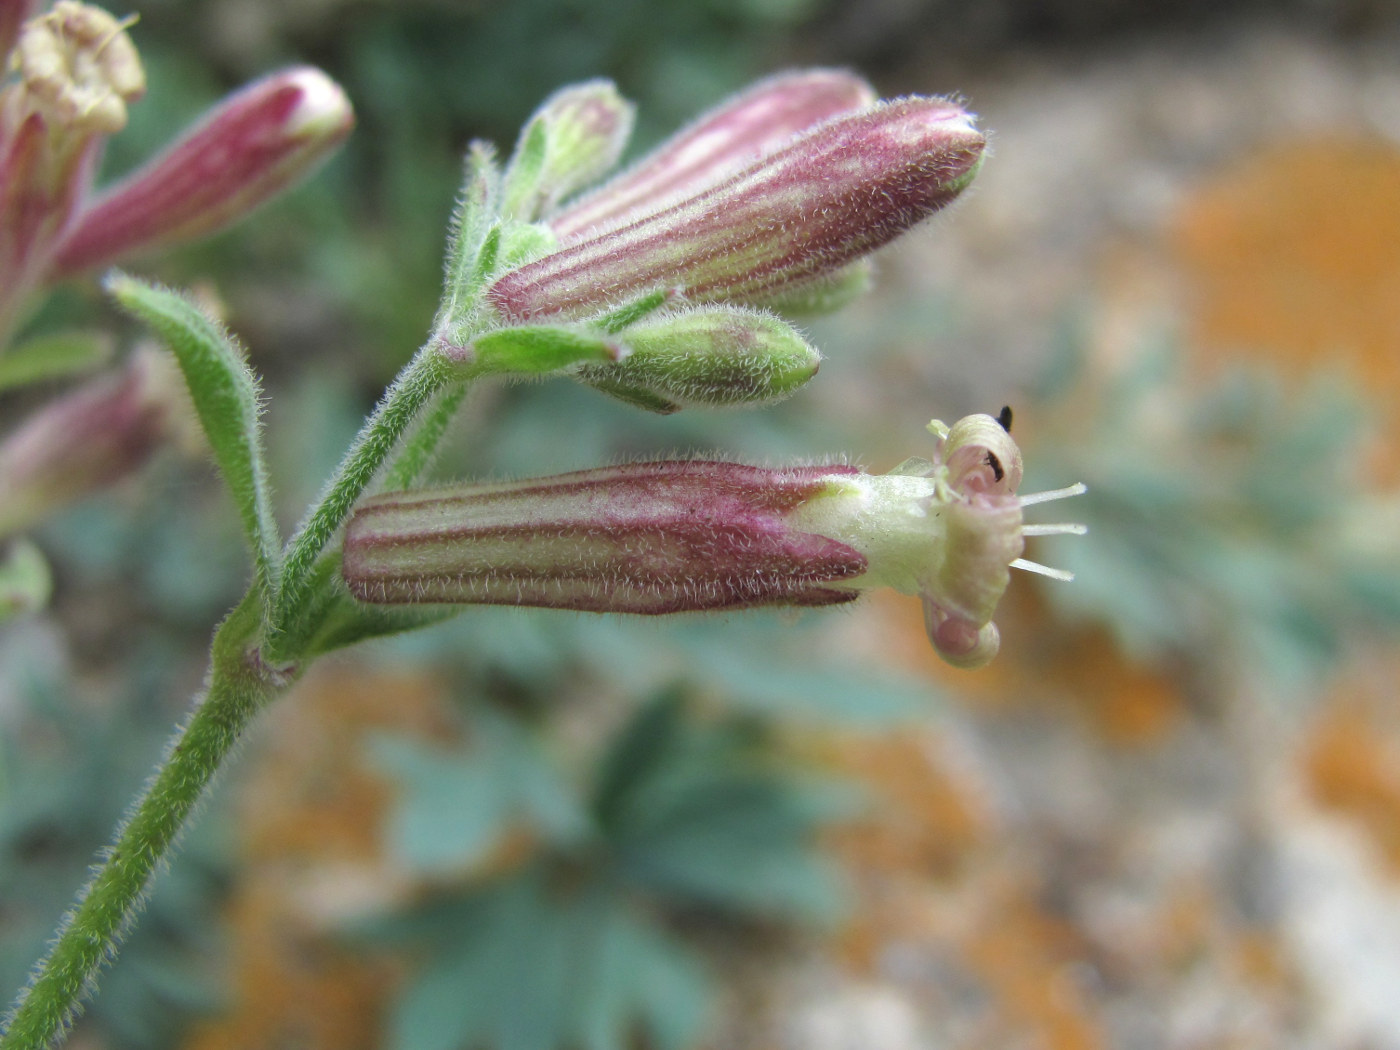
4 0 1400 1047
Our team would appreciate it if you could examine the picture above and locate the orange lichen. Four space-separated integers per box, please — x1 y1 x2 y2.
1305 694 1400 878
958 880 1106 1050
1172 137 1400 478
821 728 986 972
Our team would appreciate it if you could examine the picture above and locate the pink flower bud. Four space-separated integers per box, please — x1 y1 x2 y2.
487 97 985 323
342 415 1085 668
49 66 353 278
0 346 187 536
551 69 876 239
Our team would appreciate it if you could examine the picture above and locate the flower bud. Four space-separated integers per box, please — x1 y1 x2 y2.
551 69 876 240
576 305 820 412
0 346 186 536
342 461 868 613
501 79 635 222
49 66 353 277
487 97 985 323
342 415 1084 668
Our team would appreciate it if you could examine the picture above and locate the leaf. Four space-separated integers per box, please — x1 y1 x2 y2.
105 274 281 599
461 323 623 379
371 710 586 875
385 872 712 1050
598 694 853 921
0 539 52 622
436 142 501 335
0 330 113 392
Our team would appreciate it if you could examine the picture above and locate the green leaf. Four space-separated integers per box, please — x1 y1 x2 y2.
500 116 550 221
0 331 113 392
457 324 623 379
598 694 853 922
105 275 281 600
0 539 52 622
436 142 501 333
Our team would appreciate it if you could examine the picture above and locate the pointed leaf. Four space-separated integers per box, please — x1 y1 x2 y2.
105 274 281 598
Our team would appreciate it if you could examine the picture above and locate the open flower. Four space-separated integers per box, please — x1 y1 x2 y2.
341 414 1085 669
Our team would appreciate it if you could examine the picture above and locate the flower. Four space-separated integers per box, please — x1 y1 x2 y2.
0 2 353 349
341 414 1085 669
0 2 144 338
499 78 635 223
486 92 985 323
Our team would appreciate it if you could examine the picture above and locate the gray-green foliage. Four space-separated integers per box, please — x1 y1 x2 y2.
366 688 855 1050
1028 330 1400 686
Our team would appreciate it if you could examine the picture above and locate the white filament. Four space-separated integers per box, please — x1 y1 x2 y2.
1010 557 1076 582
1020 522 1089 536
1018 482 1088 507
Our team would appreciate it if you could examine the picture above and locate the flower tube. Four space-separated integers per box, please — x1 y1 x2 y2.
487 96 985 323
342 414 1085 668
549 68 876 239
49 66 353 277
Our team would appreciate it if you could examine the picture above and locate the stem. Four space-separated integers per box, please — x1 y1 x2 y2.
381 381 470 491
271 349 452 642
0 593 285 1050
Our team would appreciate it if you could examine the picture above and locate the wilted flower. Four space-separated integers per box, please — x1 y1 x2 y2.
341 414 1084 668
0 1 144 338
0 2 353 350
486 94 985 323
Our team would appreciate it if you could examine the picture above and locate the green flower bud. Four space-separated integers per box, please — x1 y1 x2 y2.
501 79 635 222
577 306 820 412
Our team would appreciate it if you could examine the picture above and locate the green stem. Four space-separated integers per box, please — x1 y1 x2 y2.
271 349 452 643
0 593 285 1050
382 381 470 491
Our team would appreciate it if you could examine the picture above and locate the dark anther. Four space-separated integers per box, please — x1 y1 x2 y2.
996 405 1013 432
985 451 1004 483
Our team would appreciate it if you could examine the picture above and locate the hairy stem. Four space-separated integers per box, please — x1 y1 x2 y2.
382 380 470 491
0 593 285 1050
271 348 452 645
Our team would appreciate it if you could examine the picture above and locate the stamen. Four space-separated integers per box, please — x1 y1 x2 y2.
1010 557 1075 582
1018 482 1087 507
1021 522 1088 536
